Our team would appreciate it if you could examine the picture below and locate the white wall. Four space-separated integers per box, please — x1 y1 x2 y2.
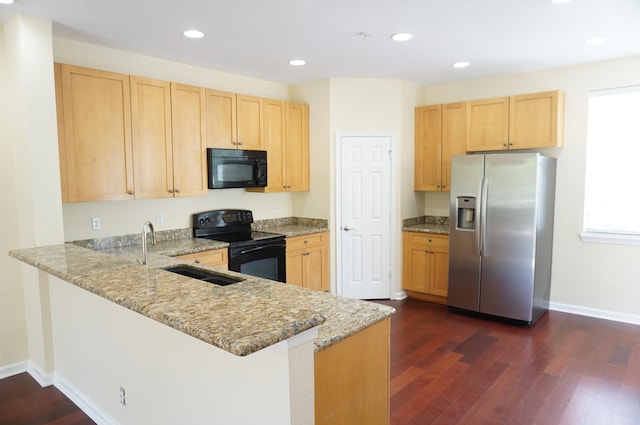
1 15 65 373
327 79 420 296
53 38 299 241
49 276 314 425
0 21 28 369
420 56 640 319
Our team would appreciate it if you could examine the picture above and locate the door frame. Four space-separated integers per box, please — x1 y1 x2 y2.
335 132 400 298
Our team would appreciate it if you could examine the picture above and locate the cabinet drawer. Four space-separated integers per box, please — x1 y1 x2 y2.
286 233 326 251
175 248 228 268
409 233 448 249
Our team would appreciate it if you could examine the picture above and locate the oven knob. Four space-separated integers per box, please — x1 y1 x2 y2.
205 217 210 223
199 218 205 225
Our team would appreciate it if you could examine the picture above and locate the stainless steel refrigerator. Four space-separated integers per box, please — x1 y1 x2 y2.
448 153 556 325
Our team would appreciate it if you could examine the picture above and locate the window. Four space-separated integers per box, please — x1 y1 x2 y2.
582 86 640 246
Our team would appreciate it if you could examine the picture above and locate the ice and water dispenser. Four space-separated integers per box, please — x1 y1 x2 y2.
456 197 476 230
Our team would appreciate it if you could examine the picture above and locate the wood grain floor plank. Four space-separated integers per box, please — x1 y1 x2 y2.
376 298 640 425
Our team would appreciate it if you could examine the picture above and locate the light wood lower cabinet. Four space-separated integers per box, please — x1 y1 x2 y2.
286 232 329 291
315 317 390 425
174 248 228 269
402 232 449 304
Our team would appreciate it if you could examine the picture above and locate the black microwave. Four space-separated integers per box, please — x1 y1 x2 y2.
207 148 267 189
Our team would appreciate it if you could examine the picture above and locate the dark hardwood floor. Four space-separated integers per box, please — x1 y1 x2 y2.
1 298 639 424
0 373 94 425
377 298 640 425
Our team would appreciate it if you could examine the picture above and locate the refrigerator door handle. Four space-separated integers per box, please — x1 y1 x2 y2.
480 177 489 256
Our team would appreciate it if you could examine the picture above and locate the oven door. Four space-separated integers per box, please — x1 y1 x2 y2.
228 241 286 282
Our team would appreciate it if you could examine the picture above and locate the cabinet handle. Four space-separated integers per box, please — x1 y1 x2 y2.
128 190 134 195
503 142 508 147
195 259 201 263
175 188 181 193
238 141 243 146
168 189 174 193
508 142 513 146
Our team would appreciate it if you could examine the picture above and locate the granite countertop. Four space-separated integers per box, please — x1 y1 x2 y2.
402 216 450 235
9 223 394 357
403 223 449 235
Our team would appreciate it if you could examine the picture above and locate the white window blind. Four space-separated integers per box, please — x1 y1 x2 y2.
582 86 640 246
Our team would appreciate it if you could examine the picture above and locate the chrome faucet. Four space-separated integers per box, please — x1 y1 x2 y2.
142 221 156 268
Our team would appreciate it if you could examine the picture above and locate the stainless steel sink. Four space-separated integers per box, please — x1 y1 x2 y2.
163 265 244 286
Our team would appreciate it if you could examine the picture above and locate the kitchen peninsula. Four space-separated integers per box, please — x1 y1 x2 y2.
9 226 394 425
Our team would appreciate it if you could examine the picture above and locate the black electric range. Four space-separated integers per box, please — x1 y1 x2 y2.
192 210 286 282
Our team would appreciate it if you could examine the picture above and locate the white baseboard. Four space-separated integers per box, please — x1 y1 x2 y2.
392 290 407 300
550 301 640 326
0 361 117 425
0 360 28 380
27 361 54 387
53 375 120 425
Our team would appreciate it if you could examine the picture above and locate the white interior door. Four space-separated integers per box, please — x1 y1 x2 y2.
340 135 392 299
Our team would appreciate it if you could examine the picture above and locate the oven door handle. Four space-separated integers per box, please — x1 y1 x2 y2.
235 244 286 256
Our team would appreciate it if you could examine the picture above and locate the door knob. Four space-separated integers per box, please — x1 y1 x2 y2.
343 226 356 231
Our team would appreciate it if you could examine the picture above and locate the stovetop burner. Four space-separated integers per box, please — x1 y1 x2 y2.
192 209 283 246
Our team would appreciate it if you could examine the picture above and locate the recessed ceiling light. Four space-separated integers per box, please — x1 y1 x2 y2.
0 0 16 4
183 30 204 39
289 59 306 66
391 33 413 42
453 62 470 69
584 36 608 45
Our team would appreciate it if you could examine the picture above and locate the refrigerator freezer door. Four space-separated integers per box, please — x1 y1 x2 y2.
479 153 539 321
448 155 485 312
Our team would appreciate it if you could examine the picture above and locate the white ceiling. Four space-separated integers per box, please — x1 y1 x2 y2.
1 0 640 85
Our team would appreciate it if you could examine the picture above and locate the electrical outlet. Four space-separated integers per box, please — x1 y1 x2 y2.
120 387 126 406
91 217 101 231
156 212 164 224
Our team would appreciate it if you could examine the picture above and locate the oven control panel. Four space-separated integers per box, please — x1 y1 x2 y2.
192 209 253 230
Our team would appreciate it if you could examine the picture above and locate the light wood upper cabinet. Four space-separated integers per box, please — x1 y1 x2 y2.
402 232 449 304
466 90 564 151
284 102 310 191
414 102 466 191
510 91 565 150
205 89 263 150
56 63 134 202
130 76 173 199
130 79 207 199
286 232 329 291
170 83 207 197
248 100 310 192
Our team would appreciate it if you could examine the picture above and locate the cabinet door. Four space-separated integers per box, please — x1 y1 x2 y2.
58 64 134 202
431 248 449 297
414 105 442 191
402 233 430 292
236 94 263 150
302 245 325 291
284 102 310 191
286 249 304 287
171 83 207 197
466 97 509 152
131 76 173 199
510 91 564 149
260 98 286 191
441 102 466 191
205 89 237 149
